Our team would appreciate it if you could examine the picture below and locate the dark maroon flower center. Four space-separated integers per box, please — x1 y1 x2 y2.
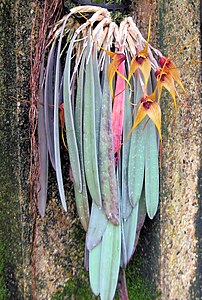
143 101 152 109
155 69 167 82
140 97 152 109
136 56 145 65
160 74 166 82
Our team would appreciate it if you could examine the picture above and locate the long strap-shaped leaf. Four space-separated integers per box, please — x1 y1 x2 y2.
120 219 127 268
83 33 102 207
144 120 159 218
88 174 120 298
89 240 102 296
112 58 125 163
121 84 132 220
133 190 146 252
86 203 108 250
63 33 82 193
99 57 119 225
54 20 72 212
122 199 146 286
93 45 102 147
38 58 48 217
122 202 139 265
44 41 56 170
121 191 146 268
144 76 159 218
74 46 89 231
128 75 145 207
100 221 121 300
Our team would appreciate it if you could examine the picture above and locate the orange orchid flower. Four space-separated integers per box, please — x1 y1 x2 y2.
98 46 127 97
159 56 185 92
128 46 151 86
155 55 186 111
128 17 152 85
126 91 162 141
106 50 127 99
155 69 178 110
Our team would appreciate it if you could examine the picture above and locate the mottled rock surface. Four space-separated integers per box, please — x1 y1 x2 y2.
157 1 201 299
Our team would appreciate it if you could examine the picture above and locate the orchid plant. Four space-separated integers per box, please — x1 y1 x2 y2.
37 5 184 299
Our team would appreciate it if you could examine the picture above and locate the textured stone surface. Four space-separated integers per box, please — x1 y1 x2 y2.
158 1 201 299
0 0 31 298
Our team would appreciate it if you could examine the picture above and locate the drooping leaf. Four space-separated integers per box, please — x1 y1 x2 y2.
92 45 102 147
74 46 89 231
143 76 160 219
122 203 139 264
112 57 125 163
63 33 83 193
144 120 159 219
86 203 108 251
139 75 160 219
89 241 102 296
38 58 48 217
99 57 119 225
120 220 127 268
44 41 57 170
54 24 68 211
83 33 102 207
121 54 133 220
133 190 146 252
100 221 121 300
128 75 145 207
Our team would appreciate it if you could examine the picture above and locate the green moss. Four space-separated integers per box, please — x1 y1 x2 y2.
51 255 161 300
125 256 161 300
0 243 9 300
51 272 98 300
